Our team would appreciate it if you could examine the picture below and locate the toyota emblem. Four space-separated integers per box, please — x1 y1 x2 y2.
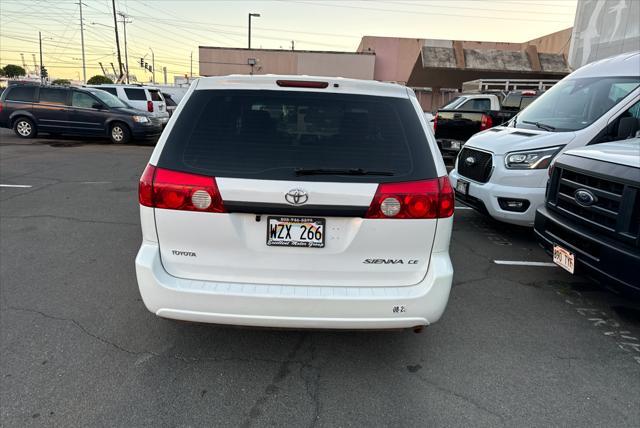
574 189 597 207
285 188 309 205
464 156 476 166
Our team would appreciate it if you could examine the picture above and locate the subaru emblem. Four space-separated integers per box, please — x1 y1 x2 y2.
464 156 476 166
574 189 597 207
285 189 309 205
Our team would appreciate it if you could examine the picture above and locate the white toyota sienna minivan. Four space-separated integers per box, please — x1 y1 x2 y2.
135 75 454 330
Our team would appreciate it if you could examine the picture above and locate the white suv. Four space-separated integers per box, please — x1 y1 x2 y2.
135 75 454 330
89 84 170 126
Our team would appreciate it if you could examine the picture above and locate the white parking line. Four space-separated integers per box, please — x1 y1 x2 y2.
81 181 111 184
494 260 557 267
0 184 33 188
455 206 472 210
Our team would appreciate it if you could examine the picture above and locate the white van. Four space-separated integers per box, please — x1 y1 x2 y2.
450 51 640 226
135 75 454 330
89 84 170 126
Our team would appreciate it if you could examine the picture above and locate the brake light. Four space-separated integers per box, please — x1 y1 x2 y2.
433 114 437 132
276 80 329 89
147 100 153 112
480 114 493 131
138 165 225 213
521 90 536 96
365 177 454 219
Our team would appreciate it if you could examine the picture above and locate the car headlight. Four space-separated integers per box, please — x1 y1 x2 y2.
132 115 149 123
504 146 564 169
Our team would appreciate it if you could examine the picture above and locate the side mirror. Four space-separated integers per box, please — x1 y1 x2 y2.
92 102 105 110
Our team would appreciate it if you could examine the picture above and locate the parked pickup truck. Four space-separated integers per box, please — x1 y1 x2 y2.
434 90 541 160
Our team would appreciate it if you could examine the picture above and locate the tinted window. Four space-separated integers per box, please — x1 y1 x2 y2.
159 90 435 183
6 86 36 102
164 94 177 107
72 92 97 109
441 96 465 109
124 88 147 101
459 98 491 111
98 87 118 96
517 77 640 132
39 88 67 105
89 90 127 108
149 89 163 101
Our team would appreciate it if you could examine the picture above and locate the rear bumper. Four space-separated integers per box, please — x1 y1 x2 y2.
534 206 640 293
135 242 453 329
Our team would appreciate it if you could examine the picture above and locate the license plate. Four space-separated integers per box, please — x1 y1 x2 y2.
455 179 469 195
266 216 325 248
553 245 574 274
450 141 461 150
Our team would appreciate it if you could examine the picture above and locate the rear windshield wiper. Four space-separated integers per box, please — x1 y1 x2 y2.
295 168 394 176
522 120 556 131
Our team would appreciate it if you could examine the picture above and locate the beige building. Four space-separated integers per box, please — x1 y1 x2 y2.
199 47 375 80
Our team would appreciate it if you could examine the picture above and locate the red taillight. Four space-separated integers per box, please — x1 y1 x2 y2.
147 100 154 112
433 114 438 132
365 177 454 219
0 102 3 113
138 165 225 213
276 80 329 89
480 114 493 131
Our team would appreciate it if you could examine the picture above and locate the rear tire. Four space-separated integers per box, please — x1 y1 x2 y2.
13 117 37 138
109 122 131 144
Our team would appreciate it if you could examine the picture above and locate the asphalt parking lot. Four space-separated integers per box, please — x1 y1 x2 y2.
1 128 639 427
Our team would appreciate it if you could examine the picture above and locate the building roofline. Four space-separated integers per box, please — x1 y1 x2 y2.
199 46 374 56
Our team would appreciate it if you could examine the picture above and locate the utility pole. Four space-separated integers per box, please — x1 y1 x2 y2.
39 31 43 83
78 1 86 83
190 51 193 78
149 47 155 84
111 0 123 82
291 40 295 51
248 13 260 49
117 12 132 83
163 66 167 85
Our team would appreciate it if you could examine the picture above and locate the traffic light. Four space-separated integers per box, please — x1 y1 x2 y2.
140 57 144 67
40 66 48 79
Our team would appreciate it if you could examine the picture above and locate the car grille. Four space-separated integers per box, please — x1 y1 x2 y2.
457 148 493 183
548 166 640 246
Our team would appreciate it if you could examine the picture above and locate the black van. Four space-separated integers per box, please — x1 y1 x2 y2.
0 84 163 144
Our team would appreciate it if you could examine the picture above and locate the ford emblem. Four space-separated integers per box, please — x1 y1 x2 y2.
285 188 309 205
574 189 597 207
464 156 476 166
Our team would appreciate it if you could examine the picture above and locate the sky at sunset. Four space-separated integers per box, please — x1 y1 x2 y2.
0 0 578 82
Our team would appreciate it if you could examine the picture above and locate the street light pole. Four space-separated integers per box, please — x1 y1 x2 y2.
117 12 132 84
149 47 155 84
111 0 123 82
39 31 43 83
78 0 86 83
248 13 260 49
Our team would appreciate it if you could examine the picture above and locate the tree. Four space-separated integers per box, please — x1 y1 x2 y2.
87 75 113 85
52 79 71 85
2 64 26 78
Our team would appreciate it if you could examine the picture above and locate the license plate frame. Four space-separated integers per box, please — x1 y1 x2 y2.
266 216 325 248
455 179 469 195
553 245 575 274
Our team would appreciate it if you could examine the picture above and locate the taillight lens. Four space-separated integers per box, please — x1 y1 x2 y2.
147 100 154 112
138 165 225 213
480 114 493 131
366 177 454 219
433 114 438 132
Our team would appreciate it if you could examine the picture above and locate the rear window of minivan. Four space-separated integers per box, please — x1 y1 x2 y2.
124 88 146 100
158 90 436 183
6 86 36 102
